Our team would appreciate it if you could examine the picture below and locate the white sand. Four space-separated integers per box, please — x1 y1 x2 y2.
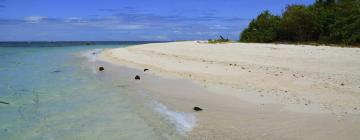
100 41 360 114
98 41 360 139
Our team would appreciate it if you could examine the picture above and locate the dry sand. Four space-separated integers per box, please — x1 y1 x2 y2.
98 41 360 139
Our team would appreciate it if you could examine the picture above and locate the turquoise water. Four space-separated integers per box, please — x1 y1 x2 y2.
0 42 184 140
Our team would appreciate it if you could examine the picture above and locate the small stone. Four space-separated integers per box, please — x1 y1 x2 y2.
135 75 141 80
144 69 149 72
248 70 251 72
340 83 345 86
275 74 279 76
193 107 203 111
354 107 358 110
229 64 233 66
99 67 105 71
241 67 246 70
305 104 308 106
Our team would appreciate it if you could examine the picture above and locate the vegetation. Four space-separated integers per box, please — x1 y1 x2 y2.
208 35 230 44
240 0 360 46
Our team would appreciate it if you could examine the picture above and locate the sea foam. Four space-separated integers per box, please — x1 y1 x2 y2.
153 102 196 133
81 49 103 62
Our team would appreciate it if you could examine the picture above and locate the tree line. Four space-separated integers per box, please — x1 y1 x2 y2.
240 0 360 46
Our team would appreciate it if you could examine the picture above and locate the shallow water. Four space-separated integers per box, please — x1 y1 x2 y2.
0 42 186 140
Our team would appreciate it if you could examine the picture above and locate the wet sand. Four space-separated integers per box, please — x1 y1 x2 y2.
98 41 360 139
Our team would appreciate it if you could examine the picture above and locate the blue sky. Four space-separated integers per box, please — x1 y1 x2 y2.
0 0 314 41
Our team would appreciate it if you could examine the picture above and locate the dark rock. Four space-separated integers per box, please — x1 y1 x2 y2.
144 69 149 72
52 70 62 73
193 106 203 111
135 75 141 80
0 101 9 105
99 67 105 71
340 83 345 86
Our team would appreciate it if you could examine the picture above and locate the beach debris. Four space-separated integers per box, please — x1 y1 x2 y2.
0 101 10 105
193 107 203 112
99 67 105 71
144 69 149 72
52 70 62 73
135 75 141 80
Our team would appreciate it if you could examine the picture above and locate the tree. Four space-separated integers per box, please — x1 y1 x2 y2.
240 11 280 43
279 5 321 42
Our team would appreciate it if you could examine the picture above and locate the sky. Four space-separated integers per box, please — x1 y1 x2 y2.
0 0 314 41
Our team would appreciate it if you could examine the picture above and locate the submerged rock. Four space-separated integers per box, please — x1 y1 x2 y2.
193 106 203 111
135 75 141 80
0 101 9 105
52 70 62 73
99 67 105 71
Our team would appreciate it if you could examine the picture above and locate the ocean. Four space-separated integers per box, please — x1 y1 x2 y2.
0 42 190 140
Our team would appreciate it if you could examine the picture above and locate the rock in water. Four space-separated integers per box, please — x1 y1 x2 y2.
193 107 203 111
0 101 9 105
52 70 62 73
135 75 141 80
144 69 149 72
99 67 105 71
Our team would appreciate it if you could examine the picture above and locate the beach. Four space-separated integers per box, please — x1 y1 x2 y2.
99 41 360 139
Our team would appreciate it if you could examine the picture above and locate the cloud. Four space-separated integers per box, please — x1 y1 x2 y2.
24 16 47 23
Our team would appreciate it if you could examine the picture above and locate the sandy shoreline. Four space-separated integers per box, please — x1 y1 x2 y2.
100 41 360 114
98 41 360 139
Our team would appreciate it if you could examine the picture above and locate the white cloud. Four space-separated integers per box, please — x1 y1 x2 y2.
109 24 144 30
24 16 47 23
209 25 229 30
64 17 82 23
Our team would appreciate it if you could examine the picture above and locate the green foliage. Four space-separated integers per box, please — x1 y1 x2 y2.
240 0 360 46
240 11 280 43
280 5 320 41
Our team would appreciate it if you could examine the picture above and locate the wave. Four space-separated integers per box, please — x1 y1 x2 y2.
153 101 196 133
